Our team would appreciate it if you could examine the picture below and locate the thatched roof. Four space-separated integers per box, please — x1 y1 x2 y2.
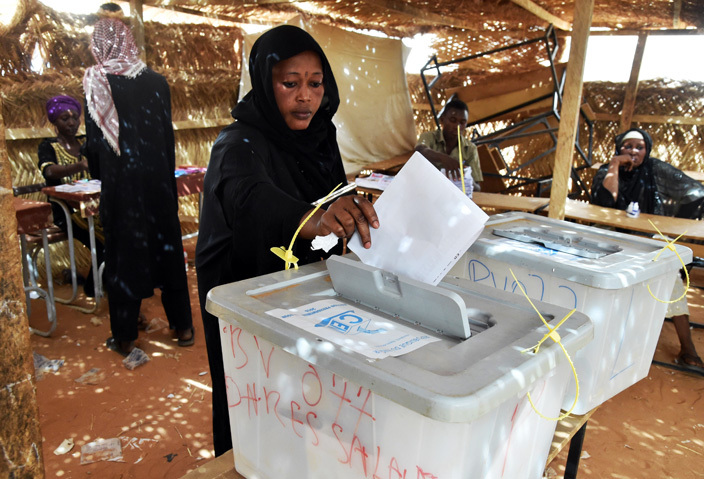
2 0 702 274
143 0 704 35
2 0 703 191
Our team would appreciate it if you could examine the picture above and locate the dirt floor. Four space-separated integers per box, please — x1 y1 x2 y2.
26 239 704 479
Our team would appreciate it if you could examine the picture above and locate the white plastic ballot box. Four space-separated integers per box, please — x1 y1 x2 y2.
447 211 692 415
206 255 593 479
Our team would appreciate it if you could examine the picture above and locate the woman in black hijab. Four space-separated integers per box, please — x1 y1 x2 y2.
591 128 704 376
591 127 704 219
196 25 378 455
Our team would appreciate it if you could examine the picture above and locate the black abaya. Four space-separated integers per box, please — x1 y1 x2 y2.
195 25 347 456
83 69 192 340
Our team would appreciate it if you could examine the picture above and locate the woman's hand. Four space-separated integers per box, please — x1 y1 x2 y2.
611 153 638 172
301 195 379 249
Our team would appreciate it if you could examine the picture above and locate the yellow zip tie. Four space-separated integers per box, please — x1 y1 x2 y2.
509 269 580 421
457 125 466 195
270 183 343 270
646 219 689 303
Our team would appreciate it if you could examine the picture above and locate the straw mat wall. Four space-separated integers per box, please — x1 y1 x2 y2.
2 2 242 278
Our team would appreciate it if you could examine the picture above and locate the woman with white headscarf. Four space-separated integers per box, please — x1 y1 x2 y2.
83 18 194 356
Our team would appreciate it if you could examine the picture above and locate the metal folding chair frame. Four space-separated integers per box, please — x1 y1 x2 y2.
420 24 594 199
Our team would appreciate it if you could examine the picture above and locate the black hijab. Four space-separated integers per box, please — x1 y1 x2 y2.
233 25 343 198
594 127 704 219
610 127 659 214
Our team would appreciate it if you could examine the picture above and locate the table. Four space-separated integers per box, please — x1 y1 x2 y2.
472 191 549 213
41 169 206 312
563 198 704 243
471 192 704 256
176 169 205 197
14 198 58 336
175 168 206 239
545 408 599 479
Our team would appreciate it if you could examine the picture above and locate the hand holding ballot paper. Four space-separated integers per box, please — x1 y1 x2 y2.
271 152 490 360
347 152 489 285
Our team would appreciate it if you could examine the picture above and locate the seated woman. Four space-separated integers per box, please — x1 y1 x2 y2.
195 25 379 456
591 127 704 375
38 95 105 297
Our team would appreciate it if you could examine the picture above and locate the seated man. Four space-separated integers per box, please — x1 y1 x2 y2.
415 96 482 194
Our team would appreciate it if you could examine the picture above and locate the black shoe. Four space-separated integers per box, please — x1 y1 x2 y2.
106 337 134 357
176 327 195 347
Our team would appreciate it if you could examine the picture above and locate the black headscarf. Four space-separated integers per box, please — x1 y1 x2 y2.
592 127 704 219
233 25 342 193
608 127 659 214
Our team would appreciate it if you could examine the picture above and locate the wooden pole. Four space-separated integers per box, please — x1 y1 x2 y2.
510 0 572 31
619 33 648 132
130 0 146 63
548 0 594 220
0 102 45 476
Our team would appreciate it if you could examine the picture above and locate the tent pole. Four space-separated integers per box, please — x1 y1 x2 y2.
131 0 146 63
548 0 594 220
619 33 648 132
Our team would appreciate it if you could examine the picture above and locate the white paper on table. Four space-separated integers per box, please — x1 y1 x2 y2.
441 166 474 198
266 299 439 359
348 151 489 286
355 172 395 191
54 179 102 194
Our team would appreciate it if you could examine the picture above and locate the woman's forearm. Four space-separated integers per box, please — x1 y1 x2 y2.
601 160 621 201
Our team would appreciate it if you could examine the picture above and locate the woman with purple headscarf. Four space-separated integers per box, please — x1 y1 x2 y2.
39 95 104 297
39 95 88 183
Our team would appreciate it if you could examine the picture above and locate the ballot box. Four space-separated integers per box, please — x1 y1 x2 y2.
206 255 593 479
448 211 691 414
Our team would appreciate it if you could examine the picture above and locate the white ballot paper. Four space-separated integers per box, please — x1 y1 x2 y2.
266 299 439 359
348 152 489 285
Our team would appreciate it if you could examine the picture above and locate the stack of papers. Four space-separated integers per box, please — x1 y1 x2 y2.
54 179 101 194
355 172 395 191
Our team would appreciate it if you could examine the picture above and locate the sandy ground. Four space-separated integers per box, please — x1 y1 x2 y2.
26 239 704 479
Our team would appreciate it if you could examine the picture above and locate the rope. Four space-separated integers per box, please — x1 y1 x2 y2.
270 183 342 270
510 268 580 421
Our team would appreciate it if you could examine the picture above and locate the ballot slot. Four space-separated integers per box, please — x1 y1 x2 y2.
492 226 623 259
326 255 479 339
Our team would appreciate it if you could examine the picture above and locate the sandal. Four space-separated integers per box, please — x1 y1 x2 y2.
106 337 135 357
176 327 195 347
674 352 704 377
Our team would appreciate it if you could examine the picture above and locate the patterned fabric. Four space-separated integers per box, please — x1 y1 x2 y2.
83 18 146 155
666 277 689 317
46 95 81 123
38 137 89 184
50 140 89 184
